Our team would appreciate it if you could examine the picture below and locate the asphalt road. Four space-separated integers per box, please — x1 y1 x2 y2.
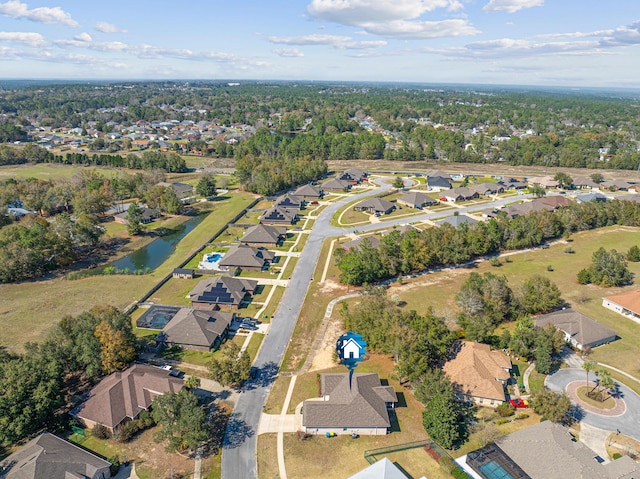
546 368 640 440
220 183 569 479
220 181 394 479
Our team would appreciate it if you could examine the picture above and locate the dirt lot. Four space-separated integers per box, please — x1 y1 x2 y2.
327 159 639 181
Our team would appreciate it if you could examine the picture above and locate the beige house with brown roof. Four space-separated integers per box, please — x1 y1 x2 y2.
603 290 640 325
75 365 183 432
303 373 397 436
443 341 511 407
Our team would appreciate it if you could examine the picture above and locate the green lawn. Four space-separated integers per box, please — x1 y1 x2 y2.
388 226 640 381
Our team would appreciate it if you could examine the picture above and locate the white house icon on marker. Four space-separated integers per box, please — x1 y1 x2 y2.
341 337 362 359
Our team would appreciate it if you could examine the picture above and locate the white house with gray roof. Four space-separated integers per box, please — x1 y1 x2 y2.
302 373 397 436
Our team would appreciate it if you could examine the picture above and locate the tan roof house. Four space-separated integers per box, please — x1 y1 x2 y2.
75 364 183 432
0 432 112 479
603 290 640 324
443 341 511 407
303 373 397 436
157 308 234 352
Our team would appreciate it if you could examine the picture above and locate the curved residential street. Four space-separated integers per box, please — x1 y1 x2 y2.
221 179 561 479
546 368 640 441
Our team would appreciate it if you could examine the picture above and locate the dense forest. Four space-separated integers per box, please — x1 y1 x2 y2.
1 81 640 182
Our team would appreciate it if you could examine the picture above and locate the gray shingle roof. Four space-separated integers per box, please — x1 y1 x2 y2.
436 215 478 227
260 206 297 223
293 184 322 198
322 178 350 190
240 224 287 245
303 373 397 429
189 276 258 307
397 191 437 208
496 421 640 479
75 365 183 430
218 244 275 269
354 197 395 213
0 433 112 479
160 308 234 349
533 308 617 349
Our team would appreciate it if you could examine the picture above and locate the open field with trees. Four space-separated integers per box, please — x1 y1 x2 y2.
0 191 256 352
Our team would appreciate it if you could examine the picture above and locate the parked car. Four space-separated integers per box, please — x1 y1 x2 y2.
509 398 529 408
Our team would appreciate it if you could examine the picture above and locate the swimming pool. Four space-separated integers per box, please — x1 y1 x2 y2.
137 305 181 330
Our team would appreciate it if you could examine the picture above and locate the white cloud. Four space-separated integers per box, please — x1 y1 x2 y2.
0 0 78 27
308 0 462 24
483 0 543 13
268 33 352 46
363 19 479 39
95 21 127 33
273 48 305 57
0 31 44 46
267 33 386 49
306 0 473 39
74 32 92 42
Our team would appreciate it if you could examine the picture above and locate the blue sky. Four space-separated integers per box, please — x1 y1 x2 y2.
0 0 639 87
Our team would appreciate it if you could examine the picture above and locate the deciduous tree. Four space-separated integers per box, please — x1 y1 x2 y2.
151 390 207 452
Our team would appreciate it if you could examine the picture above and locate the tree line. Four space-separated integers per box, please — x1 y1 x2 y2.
0 306 137 444
0 143 187 172
335 199 640 286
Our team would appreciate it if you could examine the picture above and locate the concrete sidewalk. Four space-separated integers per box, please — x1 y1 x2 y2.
113 463 140 479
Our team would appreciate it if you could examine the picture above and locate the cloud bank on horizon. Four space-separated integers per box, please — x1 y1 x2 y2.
0 0 638 87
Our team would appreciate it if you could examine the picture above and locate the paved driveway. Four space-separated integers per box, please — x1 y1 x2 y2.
546 368 640 440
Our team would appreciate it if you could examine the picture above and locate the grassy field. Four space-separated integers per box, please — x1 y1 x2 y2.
280 354 450 479
0 192 257 352
0 163 126 180
257 434 279 479
385 226 640 383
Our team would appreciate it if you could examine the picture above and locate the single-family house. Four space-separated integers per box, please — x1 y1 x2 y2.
172 268 195 279
436 214 478 228
527 176 559 188
158 181 194 200
470 183 504 196
338 168 367 184
427 176 452 192
443 341 511 407
602 290 640 323
354 198 395 215
302 373 397 436
75 364 183 432
533 308 617 350
274 193 303 211
240 224 287 247
576 192 608 203
293 183 322 199
396 191 438 209
341 236 381 252
572 176 599 189
218 244 275 271
260 206 298 225
114 207 161 225
600 180 631 191
537 195 573 209
441 187 479 203
189 276 258 310
0 432 112 479
157 308 234 352
322 178 351 192
465 421 640 479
